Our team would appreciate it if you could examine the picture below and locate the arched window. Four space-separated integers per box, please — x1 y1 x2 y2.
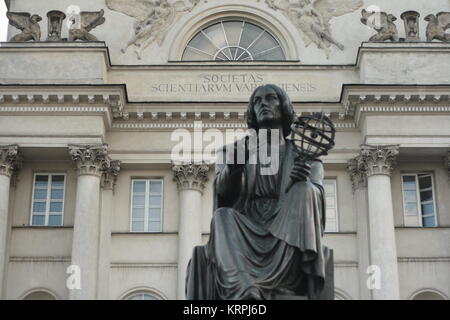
411 290 447 300
22 290 58 300
125 291 161 300
182 20 286 61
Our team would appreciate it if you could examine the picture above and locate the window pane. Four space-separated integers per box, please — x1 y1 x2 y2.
133 194 145 206
324 182 335 195
422 215 436 227
132 207 145 219
51 189 64 200
131 221 144 232
418 175 432 189
223 21 243 46
420 191 433 203
404 203 419 215
32 215 45 226
148 221 161 232
49 201 63 213
149 196 161 207
402 176 417 190
239 22 262 48
150 181 162 194
34 189 47 200
133 181 146 193
33 202 46 213
203 23 227 51
35 175 48 188
149 208 160 219
51 175 64 188
421 203 435 215
48 215 62 226
403 190 417 203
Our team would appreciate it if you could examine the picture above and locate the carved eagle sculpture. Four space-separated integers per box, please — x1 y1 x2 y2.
266 0 363 58
425 12 450 42
105 0 199 59
6 12 42 42
69 10 106 41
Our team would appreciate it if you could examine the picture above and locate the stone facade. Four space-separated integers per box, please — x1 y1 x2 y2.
0 0 449 300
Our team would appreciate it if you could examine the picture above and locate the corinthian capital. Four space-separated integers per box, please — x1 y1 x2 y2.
359 145 399 177
101 160 121 191
0 145 23 177
347 155 367 192
69 144 110 176
172 162 209 193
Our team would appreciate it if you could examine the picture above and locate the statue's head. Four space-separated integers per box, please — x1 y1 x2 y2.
246 84 295 138
31 15 42 23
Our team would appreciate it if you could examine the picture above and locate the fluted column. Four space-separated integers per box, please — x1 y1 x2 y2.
97 160 120 300
359 144 400 300
348 156 371 300
0 145 22 299
68 144 110 300
172 162 209 300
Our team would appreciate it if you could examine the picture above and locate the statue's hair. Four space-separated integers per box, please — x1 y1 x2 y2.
246 84 295 138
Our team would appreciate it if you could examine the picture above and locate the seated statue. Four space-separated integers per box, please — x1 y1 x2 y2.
186 84 333 300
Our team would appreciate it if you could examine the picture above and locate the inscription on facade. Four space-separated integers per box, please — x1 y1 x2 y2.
150 73 317 95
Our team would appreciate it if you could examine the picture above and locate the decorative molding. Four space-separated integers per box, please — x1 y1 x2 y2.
0 145 23 178
359 144 399 177
398 257 450 263
101 160 121 191
9 256 71 263
172 162 209 193
68 144 111 177
111 262 177 269
347 155 367 192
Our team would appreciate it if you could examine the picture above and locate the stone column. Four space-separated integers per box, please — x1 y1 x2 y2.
348 156 371 300
97 160 120 300
172 162 209 300
0 145 22 299
359 145 400 300
68 144 110 300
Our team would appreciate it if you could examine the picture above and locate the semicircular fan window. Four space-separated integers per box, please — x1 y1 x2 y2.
182 20 286 61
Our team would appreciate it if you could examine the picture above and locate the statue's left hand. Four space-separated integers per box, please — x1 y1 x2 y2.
290 159 311 183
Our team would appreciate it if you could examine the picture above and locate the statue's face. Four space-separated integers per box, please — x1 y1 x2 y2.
253 86 282 128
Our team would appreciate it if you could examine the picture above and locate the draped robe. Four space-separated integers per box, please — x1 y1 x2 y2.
185 138 332 300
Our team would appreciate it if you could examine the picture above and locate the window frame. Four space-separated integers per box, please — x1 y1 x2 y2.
323 178 339 233
400 172 438 227
29 173 66 227
181 19 287 62
129 178 164 233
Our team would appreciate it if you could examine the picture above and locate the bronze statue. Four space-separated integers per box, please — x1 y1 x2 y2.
6 12 42 42
185 85 334 300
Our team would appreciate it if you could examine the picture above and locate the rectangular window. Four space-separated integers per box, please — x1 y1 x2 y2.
31 174 65 227
131 179 163 232
323 179 339 232
401 173 437 227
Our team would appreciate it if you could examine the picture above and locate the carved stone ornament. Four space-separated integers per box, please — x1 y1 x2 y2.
425 12 450 42
101 160 121 191
0 145 23 177
68 9 106 41
266 0 363 59
400 11 420 41
47 10 66 41
347 155 367 192
361 9 399 42
172 162 209 193
6 12 42 42
105 0 200 60
68 144 111 177
359 144 399 177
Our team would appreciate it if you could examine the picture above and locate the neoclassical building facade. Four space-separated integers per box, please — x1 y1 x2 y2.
0 0 449 300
